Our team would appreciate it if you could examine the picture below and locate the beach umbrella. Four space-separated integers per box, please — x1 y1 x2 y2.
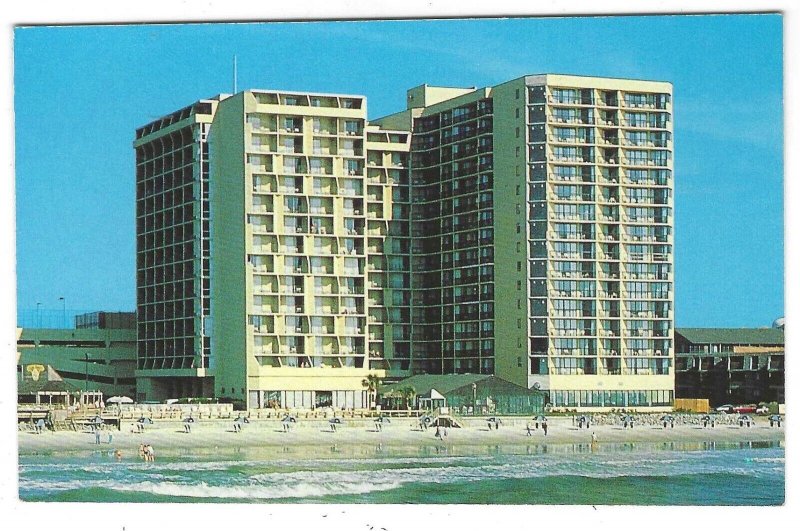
106 396 134 404
329 417 343 424
137 417 154 424
767 414 782 427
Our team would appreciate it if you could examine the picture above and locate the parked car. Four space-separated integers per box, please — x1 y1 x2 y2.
715 404 735 414
755 405 770 415
733 405 757 414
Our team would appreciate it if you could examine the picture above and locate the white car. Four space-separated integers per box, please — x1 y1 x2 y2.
755 405 770 415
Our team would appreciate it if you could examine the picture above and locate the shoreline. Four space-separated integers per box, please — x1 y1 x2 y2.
17 416 785 457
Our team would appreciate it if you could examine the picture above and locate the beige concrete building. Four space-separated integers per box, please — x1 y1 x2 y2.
377 75 675 411
134 74 674 412
208 91 410 408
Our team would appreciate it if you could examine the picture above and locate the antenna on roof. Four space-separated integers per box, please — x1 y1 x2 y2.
233 55 238 94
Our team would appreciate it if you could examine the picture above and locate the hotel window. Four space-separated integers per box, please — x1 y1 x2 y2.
552 88 580 104
346 160 360 175
344 120 360 135
284 117 301 131
624 93 648 108
624 150 648 165
283 156 299 173
624 112 647 127
553 108 578 123
650 151 670 166
625 131 647 146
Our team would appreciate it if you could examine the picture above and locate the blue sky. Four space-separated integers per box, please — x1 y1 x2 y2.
14 14 783 327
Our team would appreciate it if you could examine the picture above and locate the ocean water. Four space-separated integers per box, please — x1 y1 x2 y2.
19 441 784 505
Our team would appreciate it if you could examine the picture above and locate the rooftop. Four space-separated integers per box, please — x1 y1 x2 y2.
675 327 784 346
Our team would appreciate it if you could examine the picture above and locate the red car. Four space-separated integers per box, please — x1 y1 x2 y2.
733 405 757 414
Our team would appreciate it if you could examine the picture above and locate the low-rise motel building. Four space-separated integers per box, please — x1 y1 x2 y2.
132 74 676 412
674 325 784 408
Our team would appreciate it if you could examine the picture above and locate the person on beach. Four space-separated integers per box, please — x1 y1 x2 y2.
138 443 145 459
495 419 500 430
95 430 101 445
435 425 441 439
115 449 122 460
443 426 448 438
147 444 155 462
543 420 548 436
526 422 532 436
107 432 113 444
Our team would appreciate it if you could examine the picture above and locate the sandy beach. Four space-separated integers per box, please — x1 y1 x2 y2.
17 415 785 456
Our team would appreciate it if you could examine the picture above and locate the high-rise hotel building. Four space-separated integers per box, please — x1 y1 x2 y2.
208 91 410 409
380 75 675 410
134 74 674 411
134 98 225 399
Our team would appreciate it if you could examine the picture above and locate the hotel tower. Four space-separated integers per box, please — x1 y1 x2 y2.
135 74 674 411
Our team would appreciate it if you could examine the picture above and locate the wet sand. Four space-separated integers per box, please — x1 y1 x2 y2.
17 415 785 456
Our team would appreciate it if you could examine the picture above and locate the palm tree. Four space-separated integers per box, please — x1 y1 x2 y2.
400 386 417 411
362 373 382 410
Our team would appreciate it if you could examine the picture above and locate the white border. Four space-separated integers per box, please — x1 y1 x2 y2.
2 2 795 530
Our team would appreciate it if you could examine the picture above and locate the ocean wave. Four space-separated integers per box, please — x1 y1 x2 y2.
110 479 401 500
750 457 784 463
20 446 784 502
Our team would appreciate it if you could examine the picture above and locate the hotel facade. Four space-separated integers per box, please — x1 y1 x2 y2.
134 74 675 411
